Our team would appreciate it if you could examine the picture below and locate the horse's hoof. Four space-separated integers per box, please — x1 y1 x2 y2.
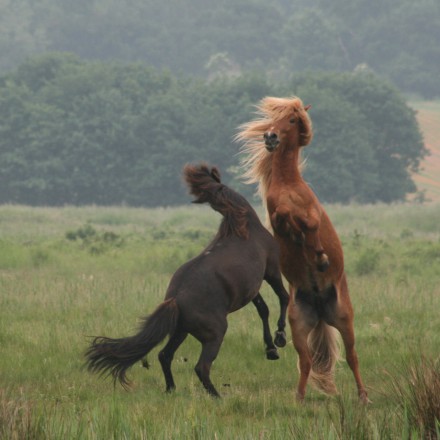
266 348 279 360
274 331 287 348
359 391 371 404
295 391 305 403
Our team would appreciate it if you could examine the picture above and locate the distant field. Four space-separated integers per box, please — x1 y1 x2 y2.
410 101 440 202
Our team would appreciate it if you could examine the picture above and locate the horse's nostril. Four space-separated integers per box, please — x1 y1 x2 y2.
264 132 277 141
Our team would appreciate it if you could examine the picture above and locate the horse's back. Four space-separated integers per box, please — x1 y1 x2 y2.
165 235 267 315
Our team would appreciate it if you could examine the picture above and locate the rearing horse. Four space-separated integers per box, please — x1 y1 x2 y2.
85 163 289 397
236 96 369 403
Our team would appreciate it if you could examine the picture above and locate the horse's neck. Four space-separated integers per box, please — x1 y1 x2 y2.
271 147 303 186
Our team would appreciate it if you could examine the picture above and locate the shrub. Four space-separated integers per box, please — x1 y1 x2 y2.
354 248 380 276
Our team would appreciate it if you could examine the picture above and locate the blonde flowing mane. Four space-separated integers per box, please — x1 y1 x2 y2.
235 96 313 201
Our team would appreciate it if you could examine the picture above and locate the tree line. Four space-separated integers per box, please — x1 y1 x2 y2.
0 53 426 206
1 0 439 98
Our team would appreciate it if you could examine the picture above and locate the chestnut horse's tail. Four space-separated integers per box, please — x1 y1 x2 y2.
85 298 179 388
307 321 341 395
183 163 250 239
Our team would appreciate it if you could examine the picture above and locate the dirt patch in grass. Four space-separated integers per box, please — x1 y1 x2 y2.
411 101 440 203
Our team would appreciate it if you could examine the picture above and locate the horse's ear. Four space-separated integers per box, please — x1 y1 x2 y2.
298 104 313 146
210 167 221 183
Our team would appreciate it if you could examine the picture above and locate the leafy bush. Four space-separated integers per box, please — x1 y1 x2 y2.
354 248 380 276
65 224 123 254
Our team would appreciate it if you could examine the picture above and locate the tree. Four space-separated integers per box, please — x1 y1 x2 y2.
1 0 439 97
0 0 48 72
0 55 426 206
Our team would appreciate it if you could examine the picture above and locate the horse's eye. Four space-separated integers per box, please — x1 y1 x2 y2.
289 118 296 124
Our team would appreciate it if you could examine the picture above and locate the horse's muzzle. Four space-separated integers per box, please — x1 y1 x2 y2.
264 132 279 152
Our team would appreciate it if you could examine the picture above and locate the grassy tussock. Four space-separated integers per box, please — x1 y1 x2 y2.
0 390 33 440
388 356 440 439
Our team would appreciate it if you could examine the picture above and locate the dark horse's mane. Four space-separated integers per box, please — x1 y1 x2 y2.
183 163 253 240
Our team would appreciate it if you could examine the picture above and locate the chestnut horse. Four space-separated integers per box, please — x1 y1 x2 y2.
236 97 368 403
85 163 289 397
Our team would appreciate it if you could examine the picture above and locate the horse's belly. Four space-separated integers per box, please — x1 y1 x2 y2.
217 265 263 313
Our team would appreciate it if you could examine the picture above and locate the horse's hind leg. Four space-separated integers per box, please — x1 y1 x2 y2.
252 293 279 360
288 289 318 401
195 340 223 397
194 329 226 398
158 328 188 393
334 318 369 403
329 277 369 403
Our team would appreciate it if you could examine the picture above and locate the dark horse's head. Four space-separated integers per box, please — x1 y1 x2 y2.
183 163 256 239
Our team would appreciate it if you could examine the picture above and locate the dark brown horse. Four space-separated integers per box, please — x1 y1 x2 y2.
237 97 369 403
85 163 289 397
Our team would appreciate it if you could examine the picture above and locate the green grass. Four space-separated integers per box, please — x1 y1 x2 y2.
1 204 439 439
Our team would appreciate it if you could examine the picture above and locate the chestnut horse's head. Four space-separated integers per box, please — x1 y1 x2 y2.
236 96 313 198
261 97 313 152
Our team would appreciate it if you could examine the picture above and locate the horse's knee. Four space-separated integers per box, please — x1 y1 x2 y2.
271 210 293 236
253 296 269 319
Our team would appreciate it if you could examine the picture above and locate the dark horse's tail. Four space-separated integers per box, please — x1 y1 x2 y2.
85 298 179 388
183 163 251 239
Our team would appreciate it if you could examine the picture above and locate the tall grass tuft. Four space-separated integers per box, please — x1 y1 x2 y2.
389 355 440 439
0 389 42 440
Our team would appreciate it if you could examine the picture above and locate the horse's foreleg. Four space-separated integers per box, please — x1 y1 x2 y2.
264 274 289 348
270 210 292 237
158 329 188 392
252 294 279 359
274 207 329 272
299 213 329 272
305 230 329 272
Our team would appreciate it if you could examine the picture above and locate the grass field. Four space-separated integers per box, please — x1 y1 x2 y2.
1 203 439 439
411 101 440 203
